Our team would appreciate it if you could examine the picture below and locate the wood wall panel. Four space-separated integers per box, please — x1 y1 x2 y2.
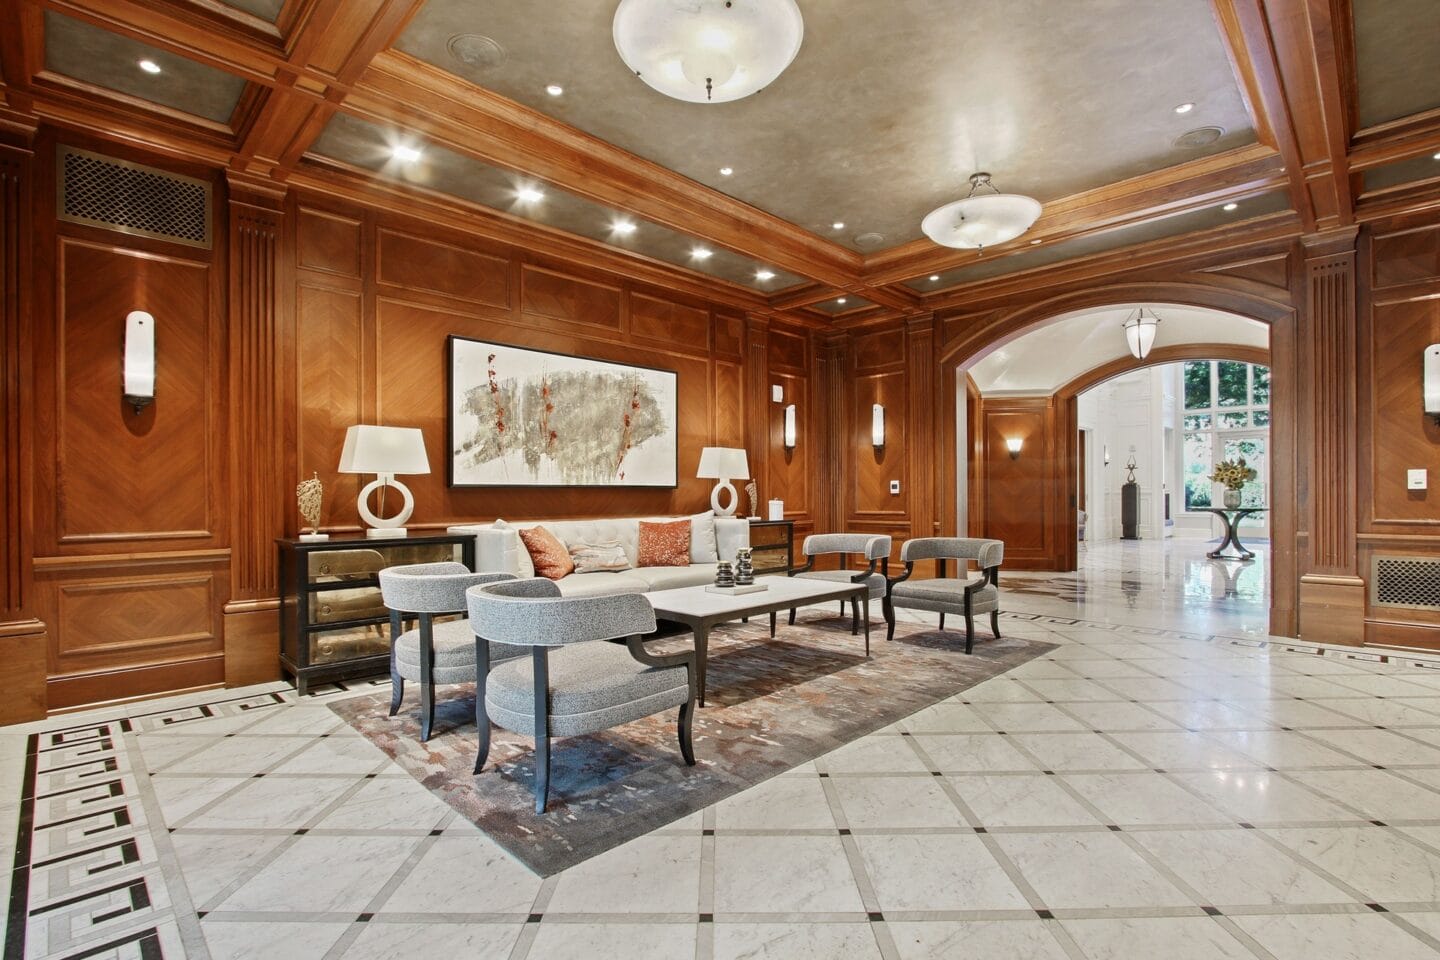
979 400 1056 562
1372 227 1440 289
715 313 744 362
56 573 217 664
768 326 808 372
713 361 744 449
520 264 622 331
377 227 508 308
55 240 214 541
296 206 361 278
296 283 365 527
1366 297 1440 524
630 292 710 355
852 371 905 517
767 370 809 518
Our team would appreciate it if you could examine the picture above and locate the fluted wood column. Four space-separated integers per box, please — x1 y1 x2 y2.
817 333 847 534
1297 227 1364 644
744 314 770 494
905 315 938 547
0 125 46 722
222 173 288 685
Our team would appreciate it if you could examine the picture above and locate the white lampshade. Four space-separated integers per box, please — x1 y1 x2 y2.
1122 308 1163 360
783 404 797 449
921 173 1042 251
871 403 885 447
697 446 749 479
338 425 430 476
613 0 804 104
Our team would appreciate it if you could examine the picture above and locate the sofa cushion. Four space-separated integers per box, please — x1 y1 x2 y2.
638 519 690 567
629 564 716 591
554 571 650 597
689 513 719 563
485 640 689 738
568 539 632 574
519 525 574 580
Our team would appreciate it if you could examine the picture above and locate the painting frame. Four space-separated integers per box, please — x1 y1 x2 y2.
446 335 679 489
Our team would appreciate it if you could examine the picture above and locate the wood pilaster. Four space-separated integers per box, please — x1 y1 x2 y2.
1298 226 1364 643
905 315 938 547
817 332 848 534
744 314 770 494
0 124 46 722
222 172 287 686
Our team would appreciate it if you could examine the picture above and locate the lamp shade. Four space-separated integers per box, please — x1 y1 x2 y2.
613 0 804 104
338 425 430 476
697 446 749 479
1122 308 1162 360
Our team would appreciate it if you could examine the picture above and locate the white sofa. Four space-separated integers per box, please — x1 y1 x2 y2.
448 514 750 597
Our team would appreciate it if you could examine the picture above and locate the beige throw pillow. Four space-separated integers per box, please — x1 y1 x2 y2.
569 540 632 574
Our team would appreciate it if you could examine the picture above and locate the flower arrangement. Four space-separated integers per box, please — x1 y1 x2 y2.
1210 457 1257 491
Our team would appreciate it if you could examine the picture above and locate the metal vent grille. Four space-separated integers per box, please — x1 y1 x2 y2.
1371 555 1440 611
57 146 211 248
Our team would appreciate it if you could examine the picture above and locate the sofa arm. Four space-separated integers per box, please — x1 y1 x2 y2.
449 524 520 576
714 517 750 561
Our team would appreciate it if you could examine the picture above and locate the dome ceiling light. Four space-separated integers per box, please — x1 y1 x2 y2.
612 0 805 104
920 172 1042 252
1122 307 1163 360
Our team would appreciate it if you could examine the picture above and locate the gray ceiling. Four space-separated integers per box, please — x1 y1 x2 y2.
43 11 247 124
1351 0 1440 128
908 189 1293 291
396 0 1258 253
1365 154 1440 194
309 112 808 292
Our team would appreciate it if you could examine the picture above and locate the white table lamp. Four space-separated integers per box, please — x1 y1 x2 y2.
697 446 750 517
338 425 430 538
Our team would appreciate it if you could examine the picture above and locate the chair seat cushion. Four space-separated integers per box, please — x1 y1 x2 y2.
395 618 525 685
793 569 885 598
485 641 689 738
891 577 999 614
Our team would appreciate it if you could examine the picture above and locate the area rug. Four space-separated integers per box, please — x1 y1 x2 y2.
328 611 1055 875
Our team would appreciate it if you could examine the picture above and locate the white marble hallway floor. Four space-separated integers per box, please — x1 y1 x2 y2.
8 539 1440 959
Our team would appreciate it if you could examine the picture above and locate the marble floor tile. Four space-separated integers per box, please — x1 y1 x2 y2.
818 733 933 774
170 832 291 907
712 835 866 914
312 775 452 833
1103 730 1266 770
524 922 697 960
830 775 971 830
545 835 702 914
1131 829 1354 905
714 772 838 830
201 919 351 960
1059 917 1257 960
908 733 1038 772
965 701 1089 732
182 774 362 830
1006 732 1150 771
994 832 1193 909
1058 700 1183 732
217 834 421 913
340 921 523 959
855 834 1031 912
1302 728 1440 767
946 773 1101 827
1284 769 1440 821
376 837 544 915
270 735 393 775
887 920 1070 960
1170 770 1359 822
1266 826 1440 903
711 922 882 960
1206 730 1360 769
1232 913 1440 960
1060 773 1233 825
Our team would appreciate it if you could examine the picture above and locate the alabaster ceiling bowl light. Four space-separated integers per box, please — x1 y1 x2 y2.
1122 307 1164 360
612 0 804 103
921 172 1042 251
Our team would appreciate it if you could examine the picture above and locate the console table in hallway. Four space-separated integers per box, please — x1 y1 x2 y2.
1203 507 1267 561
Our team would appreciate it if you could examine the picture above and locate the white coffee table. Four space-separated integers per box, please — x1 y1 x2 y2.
643 576 870 706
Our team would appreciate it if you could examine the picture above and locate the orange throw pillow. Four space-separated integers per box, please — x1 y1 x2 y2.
638 519 691 567
518 525 574 580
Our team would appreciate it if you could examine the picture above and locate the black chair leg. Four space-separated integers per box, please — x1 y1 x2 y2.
788 607 796 626
388 610 404 717
883 598 894 641
850 598 860 635
769 610 777 637
534 735 550 814
532 648 550 814
965 614 976 654
677 700 696 766
939 612 946 631
473 634 492 775
991 610 1001 638
418 615 435 741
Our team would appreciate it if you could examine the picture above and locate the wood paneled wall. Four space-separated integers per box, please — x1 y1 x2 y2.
970 396 1074 571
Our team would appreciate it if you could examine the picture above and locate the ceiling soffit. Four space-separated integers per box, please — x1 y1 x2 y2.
1352 0 1440 128
395 0 1257 254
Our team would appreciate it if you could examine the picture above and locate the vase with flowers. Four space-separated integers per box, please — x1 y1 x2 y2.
1210 458 1257 509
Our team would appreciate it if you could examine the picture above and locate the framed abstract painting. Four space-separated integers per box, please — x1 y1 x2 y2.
447 336 679 488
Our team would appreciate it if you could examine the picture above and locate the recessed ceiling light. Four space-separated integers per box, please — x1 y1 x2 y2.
517 186 545 203
1174 102 1195 114
692 246 713 260
1433 151 1440 160
836 297 848 305
1030 238 1042 244
391 143 423 164
832 221 845 230
612 220 636 235
719 166 733 176
138 59 161 75
546 84 564 96
929 274 940 281
756 269 775 281
1223 202 1239 211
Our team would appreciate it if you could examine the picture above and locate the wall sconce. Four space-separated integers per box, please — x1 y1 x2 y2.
1006 437 1023 459
783 404 797 450
1104 444 1111 466
123 310 155 414
871 403 886 449
1425 344 1440 420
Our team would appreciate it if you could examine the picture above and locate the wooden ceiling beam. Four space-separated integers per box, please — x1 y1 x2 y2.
863 144 1287 286
1349 107 1440 172
346 50 861 291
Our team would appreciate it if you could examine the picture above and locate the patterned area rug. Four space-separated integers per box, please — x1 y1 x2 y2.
329 611 1055 875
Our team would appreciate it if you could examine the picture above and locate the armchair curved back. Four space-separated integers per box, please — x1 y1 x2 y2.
899 537 1004 569
802 533 892 561
467 578 658 647
378 563 515 615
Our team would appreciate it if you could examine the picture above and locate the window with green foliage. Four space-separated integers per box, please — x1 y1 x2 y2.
1181 361 1270 511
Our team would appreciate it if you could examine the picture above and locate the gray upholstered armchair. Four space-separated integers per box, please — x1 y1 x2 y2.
884 537 1004 653
378 563 521 741
788 533 892 635
467 577 697 813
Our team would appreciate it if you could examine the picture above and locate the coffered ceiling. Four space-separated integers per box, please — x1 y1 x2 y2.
6 0 1440 328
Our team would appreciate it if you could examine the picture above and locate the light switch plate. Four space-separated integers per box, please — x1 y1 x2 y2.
889 480 901 495
771 385 784 403
1408 469 1428 490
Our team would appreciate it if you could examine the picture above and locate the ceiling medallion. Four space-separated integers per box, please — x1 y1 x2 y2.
612 0 804 103
1122 307 1163 360
920 173 1042 252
